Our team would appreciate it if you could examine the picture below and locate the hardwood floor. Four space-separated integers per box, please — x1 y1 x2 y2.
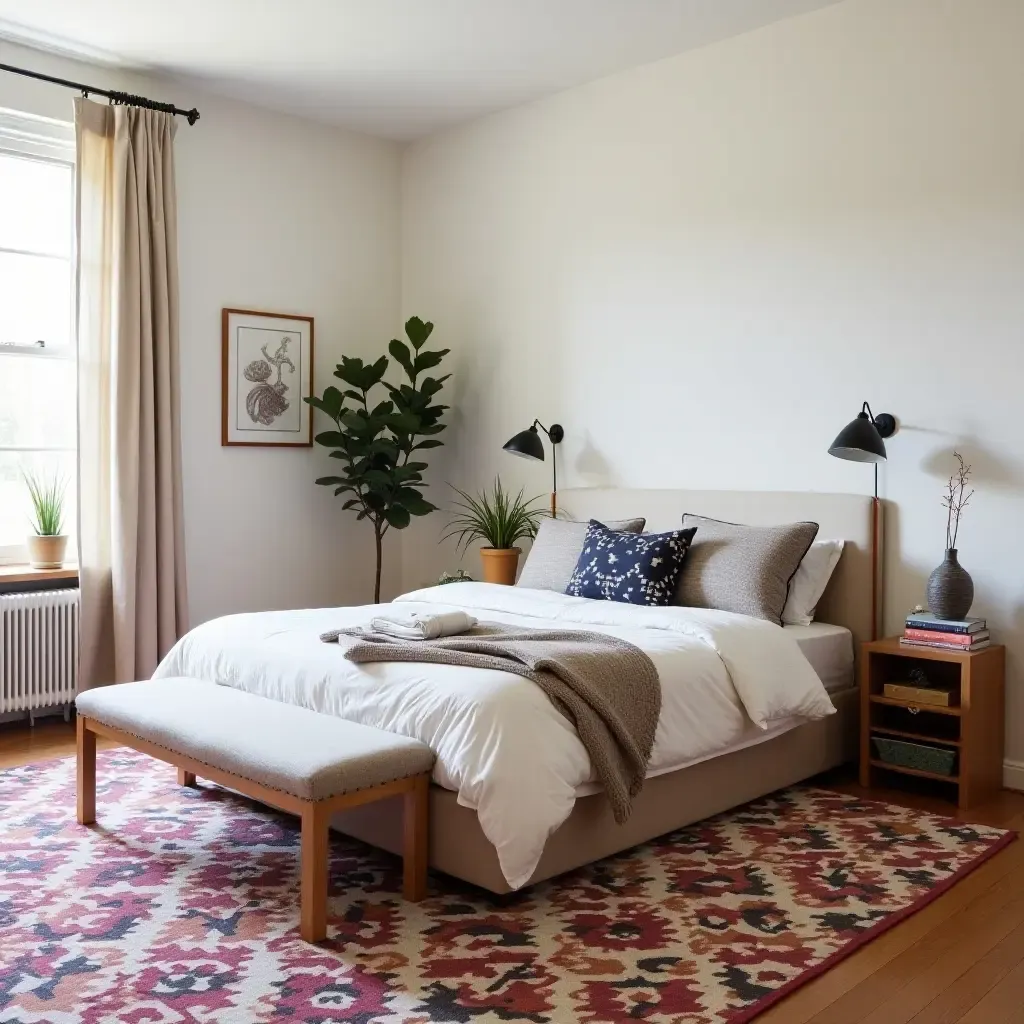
0 717 119 768
2 719 1023 1022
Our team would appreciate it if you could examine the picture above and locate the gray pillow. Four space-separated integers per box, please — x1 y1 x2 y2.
517 517 646 592
674 515 819 625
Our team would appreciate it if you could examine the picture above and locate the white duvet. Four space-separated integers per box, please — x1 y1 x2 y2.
154 583 834 888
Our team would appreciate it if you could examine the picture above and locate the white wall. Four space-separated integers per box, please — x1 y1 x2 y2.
0 40 403 624
401 0 1024 759
5 0 1024 765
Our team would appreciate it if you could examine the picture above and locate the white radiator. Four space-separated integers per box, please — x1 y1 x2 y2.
0 588 79 714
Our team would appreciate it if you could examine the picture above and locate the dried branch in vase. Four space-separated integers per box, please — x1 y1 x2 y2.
941 450 974 551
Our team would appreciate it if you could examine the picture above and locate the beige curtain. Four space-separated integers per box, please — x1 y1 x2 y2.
75 98 188 688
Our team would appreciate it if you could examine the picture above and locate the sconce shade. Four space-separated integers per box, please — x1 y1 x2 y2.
829 412 888 463
503 425 545 462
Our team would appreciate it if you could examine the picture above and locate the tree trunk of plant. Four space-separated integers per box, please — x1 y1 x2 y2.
373 523 383 604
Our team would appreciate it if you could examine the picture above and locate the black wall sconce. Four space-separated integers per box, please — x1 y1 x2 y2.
828 401 896 476
828 400 897 639
502 420 564 517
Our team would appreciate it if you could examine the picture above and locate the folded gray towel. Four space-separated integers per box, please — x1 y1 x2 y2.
325 610 477 642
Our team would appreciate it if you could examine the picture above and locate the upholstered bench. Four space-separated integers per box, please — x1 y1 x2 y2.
75 677 435 942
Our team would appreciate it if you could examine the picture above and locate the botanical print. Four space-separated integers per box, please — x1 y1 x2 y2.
236 328 301 432
0 751 1011 1024
243 336 297 426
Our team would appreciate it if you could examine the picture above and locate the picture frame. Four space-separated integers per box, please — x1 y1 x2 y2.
221 308 314 447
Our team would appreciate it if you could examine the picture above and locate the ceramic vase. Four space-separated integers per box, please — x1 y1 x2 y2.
926 548 974 620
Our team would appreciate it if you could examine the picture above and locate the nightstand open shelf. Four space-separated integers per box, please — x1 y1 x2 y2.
860 637 1005 809
869 694 961 717
868 759 960 784
869 725 960 747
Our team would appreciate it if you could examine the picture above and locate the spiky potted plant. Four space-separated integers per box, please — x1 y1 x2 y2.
23 470 68 569
443 478 547 585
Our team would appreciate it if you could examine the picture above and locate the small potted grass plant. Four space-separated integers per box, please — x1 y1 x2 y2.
443 478 547 585
23 470 68 569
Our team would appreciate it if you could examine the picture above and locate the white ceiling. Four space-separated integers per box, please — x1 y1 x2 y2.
0 1 840 139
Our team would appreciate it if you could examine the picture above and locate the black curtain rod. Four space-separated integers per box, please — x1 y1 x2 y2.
0 62 200 125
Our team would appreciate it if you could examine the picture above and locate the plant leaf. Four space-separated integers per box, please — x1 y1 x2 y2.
413 348 450 374
362 469 394 492
306 393 337 417
369 438 400 463
314 430 347 448
396 488 436 516
404 316 434 351
386 411 422 436
419 375 451 399
388 338 415 379
307 385 345 420
366 354 389 388
334 356 367 389
340 410 375 435
385 505 411 530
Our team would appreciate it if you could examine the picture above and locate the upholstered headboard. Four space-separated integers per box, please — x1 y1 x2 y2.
556 489 881 650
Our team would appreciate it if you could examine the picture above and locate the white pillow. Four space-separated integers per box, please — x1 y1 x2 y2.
782 539 844 626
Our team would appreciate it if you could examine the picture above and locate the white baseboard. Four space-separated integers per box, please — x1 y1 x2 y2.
1003 760 1024 791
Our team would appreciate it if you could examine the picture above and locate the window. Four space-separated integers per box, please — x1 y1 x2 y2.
0 110 76 564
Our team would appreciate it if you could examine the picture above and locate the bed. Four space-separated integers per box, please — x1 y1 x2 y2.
155 488 877 894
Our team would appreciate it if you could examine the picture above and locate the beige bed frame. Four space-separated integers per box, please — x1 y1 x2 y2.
332 489 879 893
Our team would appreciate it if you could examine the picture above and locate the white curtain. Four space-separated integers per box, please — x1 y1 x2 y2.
74 98 188 688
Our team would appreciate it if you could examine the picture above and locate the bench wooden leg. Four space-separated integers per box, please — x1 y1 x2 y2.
300 803 330 943
403 773 429 902
76 716 96 826
177 768 197 788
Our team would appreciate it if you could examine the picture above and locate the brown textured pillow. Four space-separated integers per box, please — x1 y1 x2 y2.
674 515 819 625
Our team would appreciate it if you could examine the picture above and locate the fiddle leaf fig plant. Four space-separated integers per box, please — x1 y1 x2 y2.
305 316 449 601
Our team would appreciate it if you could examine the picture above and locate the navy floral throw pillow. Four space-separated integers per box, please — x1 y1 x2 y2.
565 521 697 606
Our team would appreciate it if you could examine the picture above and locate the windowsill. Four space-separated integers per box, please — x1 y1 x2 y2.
0 564 79 585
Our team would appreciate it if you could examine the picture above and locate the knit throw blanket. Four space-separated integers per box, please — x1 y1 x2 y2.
320 625 661 824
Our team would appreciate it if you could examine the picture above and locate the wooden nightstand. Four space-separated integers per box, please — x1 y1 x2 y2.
860 637 1005 809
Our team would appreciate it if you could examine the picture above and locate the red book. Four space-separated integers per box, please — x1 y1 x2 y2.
904 627 990 645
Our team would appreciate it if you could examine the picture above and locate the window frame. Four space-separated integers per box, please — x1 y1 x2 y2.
0 108 76 565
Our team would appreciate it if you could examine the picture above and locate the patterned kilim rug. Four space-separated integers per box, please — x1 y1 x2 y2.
0 750 1014 1023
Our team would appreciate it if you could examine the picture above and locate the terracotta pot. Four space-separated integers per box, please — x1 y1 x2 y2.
479 547 521 586
27 535 68 569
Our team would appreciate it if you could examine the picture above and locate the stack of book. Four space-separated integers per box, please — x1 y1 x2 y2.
902 612 990 651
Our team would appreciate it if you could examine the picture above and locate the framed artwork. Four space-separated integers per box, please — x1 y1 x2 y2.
221 308 314 447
